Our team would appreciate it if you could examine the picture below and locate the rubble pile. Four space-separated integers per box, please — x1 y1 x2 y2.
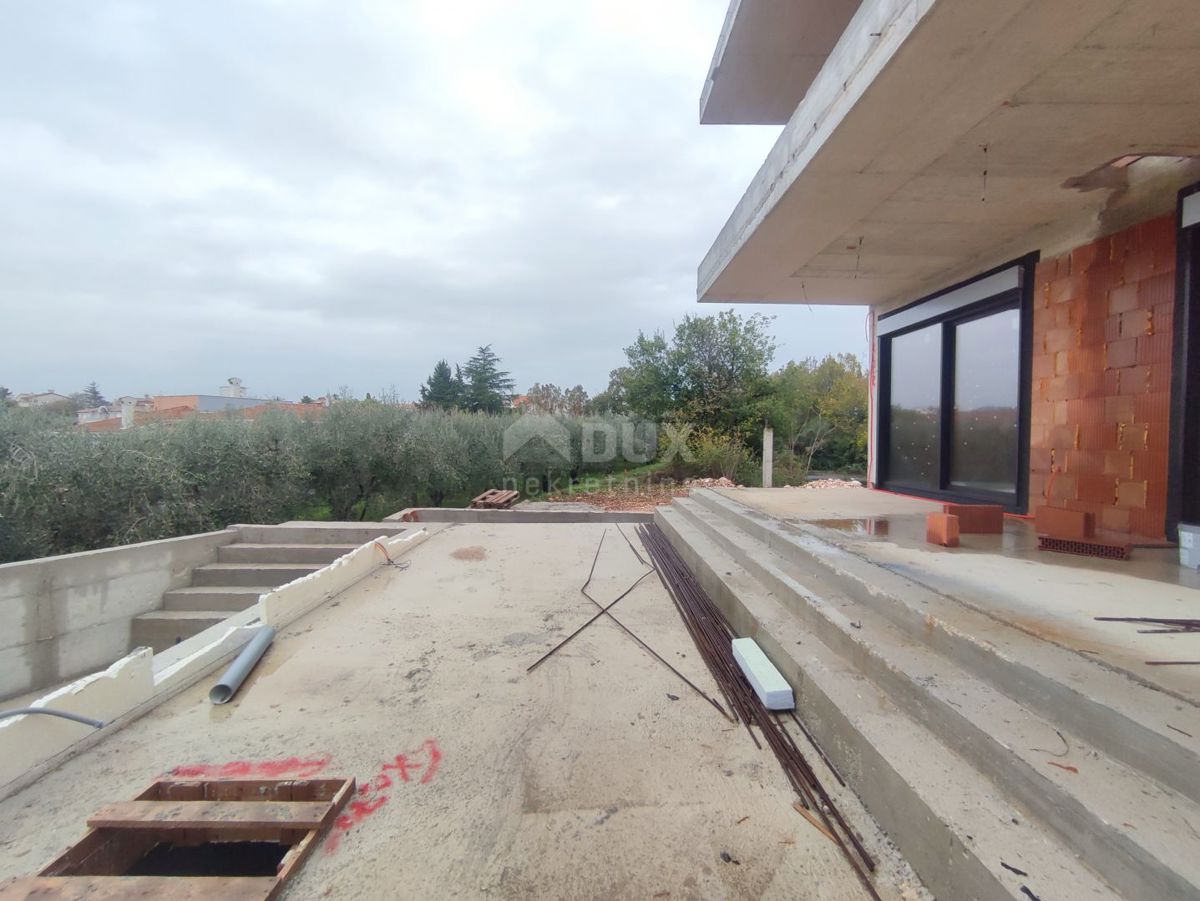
683 477 743 489
788 478 863 489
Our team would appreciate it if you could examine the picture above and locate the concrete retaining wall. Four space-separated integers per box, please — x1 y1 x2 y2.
262 529 428 628
0 530 237 701
0 528 431 799
387 508 653 524
0 648 155 796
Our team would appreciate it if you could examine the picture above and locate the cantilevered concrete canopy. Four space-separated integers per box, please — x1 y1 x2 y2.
700 0 863 125
700 0 1200 307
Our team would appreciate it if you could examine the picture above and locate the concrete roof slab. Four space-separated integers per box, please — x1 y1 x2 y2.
700 0 863 124
700 0 1200 307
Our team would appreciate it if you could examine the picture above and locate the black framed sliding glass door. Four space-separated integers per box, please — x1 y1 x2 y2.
949 307 1022 493
1169 183 1200 538
877 257 1035 511
886 324 941 488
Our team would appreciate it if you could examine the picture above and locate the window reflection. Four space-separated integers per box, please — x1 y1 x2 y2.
950 309 1020 493
887 324 941 487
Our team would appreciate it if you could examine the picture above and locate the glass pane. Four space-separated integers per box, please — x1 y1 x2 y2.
950 308 1020 493
887 325 942 487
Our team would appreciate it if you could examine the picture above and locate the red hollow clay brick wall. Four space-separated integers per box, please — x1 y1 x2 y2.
1030 215 1176 539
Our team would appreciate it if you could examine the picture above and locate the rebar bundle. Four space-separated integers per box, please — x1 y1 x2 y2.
638 523 880 900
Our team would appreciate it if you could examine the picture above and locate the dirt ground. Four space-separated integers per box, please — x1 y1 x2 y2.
0 523 927 900
544 487 688 512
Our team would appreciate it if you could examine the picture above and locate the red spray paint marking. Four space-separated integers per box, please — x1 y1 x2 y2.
334 796 388 831
169 755 331 780
421 739 442 784
324 738 442 855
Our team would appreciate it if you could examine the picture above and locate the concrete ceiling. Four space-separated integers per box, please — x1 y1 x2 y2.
700 0 864 125
699 0 1200 307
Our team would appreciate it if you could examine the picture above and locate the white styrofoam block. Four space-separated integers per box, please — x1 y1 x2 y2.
732 637 795 711
1180 523 1200 569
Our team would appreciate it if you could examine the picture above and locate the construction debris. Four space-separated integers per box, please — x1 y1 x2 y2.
639 523 881 901
1096 616 1200 633
470 488 520 509
1145 661 1200 666
786 478 862 489
732 637 795 710
526 529 730 719
942 503 1004 534
549 485 686 511
1037 534 1131 560
683 477 742 488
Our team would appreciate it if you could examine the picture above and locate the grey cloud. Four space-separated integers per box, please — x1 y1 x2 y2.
0 1 865 401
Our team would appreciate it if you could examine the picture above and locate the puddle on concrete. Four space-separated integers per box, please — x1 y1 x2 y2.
809 518 891 537
811 515 1040 559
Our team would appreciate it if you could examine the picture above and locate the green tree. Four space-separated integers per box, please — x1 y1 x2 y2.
418 360 464 410
0 387 11 406
562 385 589 417
586 368 629 415
622 310 776 438
80 382 107 407
764 354 867 474
621 334 674 420
526 382 564 414
299 395 315 404
461 345 514 413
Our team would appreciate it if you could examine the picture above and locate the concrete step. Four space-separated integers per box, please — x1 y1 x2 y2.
131 610 232 654
655 506 1116 901
686 489 1200 805
217 543 359 564
671 496 1200 900
161 586 271 612
189 562 323 587
230 522 405 545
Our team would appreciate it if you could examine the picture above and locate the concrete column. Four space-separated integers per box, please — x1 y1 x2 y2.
762 426 774 488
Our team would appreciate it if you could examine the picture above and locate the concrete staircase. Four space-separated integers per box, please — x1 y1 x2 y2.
131 522 406 652
657 489 1200 901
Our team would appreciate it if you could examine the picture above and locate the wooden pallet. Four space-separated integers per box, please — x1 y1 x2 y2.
470 488 520 509
0 777 354 900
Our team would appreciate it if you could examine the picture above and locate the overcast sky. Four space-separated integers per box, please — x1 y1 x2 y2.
1 0 868 402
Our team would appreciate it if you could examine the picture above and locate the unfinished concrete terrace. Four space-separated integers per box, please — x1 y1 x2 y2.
657 486 1200 899
1 489 1198 898
0 522 928 900
719 486 1200 701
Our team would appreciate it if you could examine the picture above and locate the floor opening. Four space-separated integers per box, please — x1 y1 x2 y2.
125 840 289 877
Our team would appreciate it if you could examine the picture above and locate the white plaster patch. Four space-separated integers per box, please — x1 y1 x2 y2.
0 648 154 790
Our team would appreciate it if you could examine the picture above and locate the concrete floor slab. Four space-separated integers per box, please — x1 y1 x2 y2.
722 487 942 520
0 523 927 900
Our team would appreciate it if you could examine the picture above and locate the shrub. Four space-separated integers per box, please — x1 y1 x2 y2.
690 429 750 480
0 404 666 563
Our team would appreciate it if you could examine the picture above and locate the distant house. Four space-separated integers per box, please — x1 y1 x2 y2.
15 391 70 408
75 406 117 425
151 394 270 413
77 384 325 431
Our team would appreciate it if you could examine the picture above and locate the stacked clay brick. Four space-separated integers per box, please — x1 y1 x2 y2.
1030 214 1176 540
